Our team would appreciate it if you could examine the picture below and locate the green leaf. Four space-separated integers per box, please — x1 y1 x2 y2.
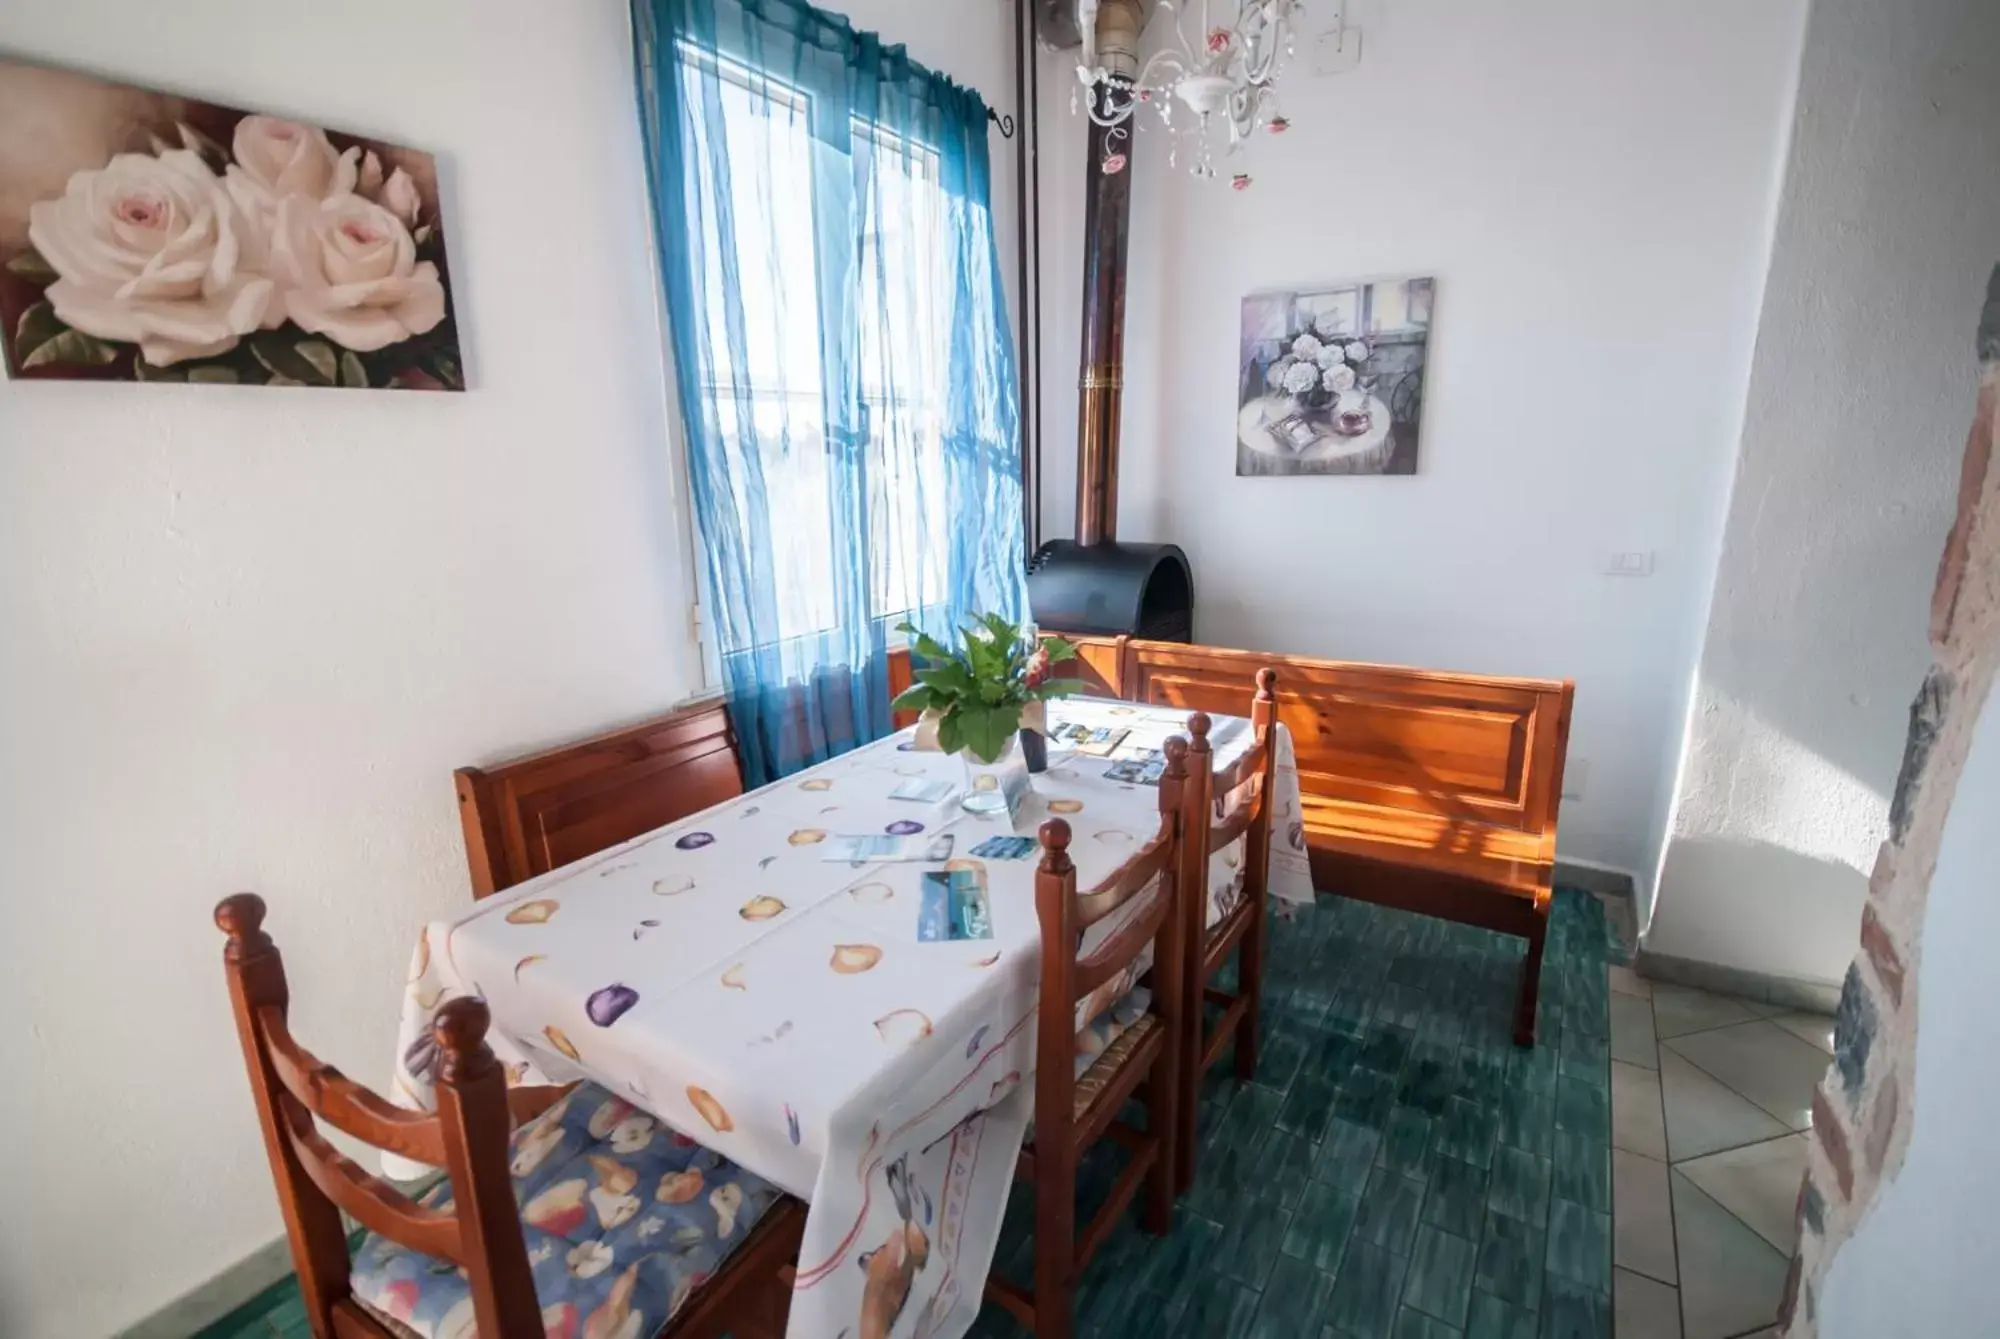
295 340 338 384
936 710 964 756
1042 636 1078 663
429 349 464 391
187 365 239 384
16 303 118 369
4 247 57 283
890 683 938 712
249 333 333 386
339 351 369 389
957 704 1020 763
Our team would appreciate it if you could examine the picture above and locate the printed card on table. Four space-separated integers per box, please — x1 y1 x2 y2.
889 777 955 803
918 867 993 942
969 835 1036 861
822 833 955 863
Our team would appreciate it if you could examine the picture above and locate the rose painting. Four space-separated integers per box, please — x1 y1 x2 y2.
0 59 463 390
1237 276 1433 476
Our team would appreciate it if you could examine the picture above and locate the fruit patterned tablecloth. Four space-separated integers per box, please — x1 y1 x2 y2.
388 697 1310 1339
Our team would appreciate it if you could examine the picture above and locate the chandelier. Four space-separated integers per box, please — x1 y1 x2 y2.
1071 0 1306 188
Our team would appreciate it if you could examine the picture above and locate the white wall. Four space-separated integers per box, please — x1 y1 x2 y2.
0 2 1018 1336
1035 0 1807 875
1645 0 2000 985
1818 674 2000 1336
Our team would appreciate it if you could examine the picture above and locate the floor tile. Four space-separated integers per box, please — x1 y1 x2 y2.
1662 1022 1829 1130
1769 1012 1835 1056
1168 1274 1262 1339
1283 1180 1363 1274
1607 965 1652 1000
1473 1210 1545 1311
1657 1052 1787 1163
1553 1076 1607 1140
1612 1148 1676 1285
1354 1165 1428 1255
1420 1156 1489 1241
1392 1305 1463 1338
1609 993 1658 1069
1247 1256 1338 1339
1610 1061 1668 1161
1544 1198 1610 1290
1550 1129 1609 1214
1402 1225 1477 1328
1211 1193 1292 1290
1437 1097 1499 1170
1613 1267 1682 1339
1465 1291 1536 1339
1326 1239 1411 1338
1670 1171 1788 1339
1675 1134 1809 1255
1250 1130 1322 1215
1538 1271 1610 1338
1317 1119 1386 1196
1648 985 1759 1039
1381 1105 1438 1181
1487 1145 1551 1225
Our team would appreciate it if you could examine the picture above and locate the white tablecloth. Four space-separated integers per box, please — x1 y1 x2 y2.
388 697 1309 1339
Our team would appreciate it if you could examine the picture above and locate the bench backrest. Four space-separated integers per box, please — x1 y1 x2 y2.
455 702 743 898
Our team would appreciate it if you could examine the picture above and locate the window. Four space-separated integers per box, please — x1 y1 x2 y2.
676 43 951 654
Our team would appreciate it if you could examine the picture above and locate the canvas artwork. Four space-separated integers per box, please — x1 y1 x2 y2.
0 59 463 389
1237 275 1433 476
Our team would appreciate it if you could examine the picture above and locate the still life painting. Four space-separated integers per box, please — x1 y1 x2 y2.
1237 275 1433 476
0 58 463 390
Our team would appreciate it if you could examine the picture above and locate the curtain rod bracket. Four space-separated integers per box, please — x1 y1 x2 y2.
987 107 1018 138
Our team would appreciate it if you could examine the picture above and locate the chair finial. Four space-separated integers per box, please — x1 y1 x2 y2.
1187 711 1213 749
1039 817 1073 855
215 893 272 960
1255 666 1278 698
433 997 496 1084
1163 735 1189 777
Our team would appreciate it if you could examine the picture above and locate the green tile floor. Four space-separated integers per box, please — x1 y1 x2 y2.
196 888 1618 1339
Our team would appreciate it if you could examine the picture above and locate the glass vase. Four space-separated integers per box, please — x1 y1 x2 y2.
959 734 1027 815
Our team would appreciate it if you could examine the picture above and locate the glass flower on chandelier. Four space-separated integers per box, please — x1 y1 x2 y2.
1071 0 1304 187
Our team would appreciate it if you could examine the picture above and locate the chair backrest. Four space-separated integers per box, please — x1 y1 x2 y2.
1031 738 1191 1136
215 894 544 1339
456 701 744 898
1179 668 1281 938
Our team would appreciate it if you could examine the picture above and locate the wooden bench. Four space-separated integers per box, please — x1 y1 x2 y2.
1043 635 1574 1046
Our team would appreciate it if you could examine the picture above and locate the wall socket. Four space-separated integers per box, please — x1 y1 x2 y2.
1562 757 1589 801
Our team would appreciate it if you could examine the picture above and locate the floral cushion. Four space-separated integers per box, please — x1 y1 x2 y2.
351 1083 782 1339
1073 988 1150 1079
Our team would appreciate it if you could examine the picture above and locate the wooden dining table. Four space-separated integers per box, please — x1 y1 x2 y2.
387 697 1312 1339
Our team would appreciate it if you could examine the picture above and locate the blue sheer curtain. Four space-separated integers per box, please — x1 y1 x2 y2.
632 0 1027 786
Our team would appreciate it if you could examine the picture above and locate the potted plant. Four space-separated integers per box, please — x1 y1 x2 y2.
891 615 1080 810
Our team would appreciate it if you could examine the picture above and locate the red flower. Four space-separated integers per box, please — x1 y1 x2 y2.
1268 116 1290 134
1231 173 1252 191
1102 152 1128 175
1024 646 1051 688
1207 27 1231 54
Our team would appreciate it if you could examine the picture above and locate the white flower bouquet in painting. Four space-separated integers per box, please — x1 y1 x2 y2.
1262 320 1373 418
0 58 464 390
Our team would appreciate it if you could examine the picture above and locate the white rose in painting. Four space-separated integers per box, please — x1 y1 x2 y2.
230 116 357 199
379 167 423 226
270 193 446 352
1280 360 1321 395
27 149 278 366
1344 340 1371 363
1290 332 1323 361
1325 364 1356 393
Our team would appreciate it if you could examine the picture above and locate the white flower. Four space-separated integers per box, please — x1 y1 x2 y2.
1344 340 1371 363
1312 312 1344 338
1325 364 1356 393
1264 356 1292 389
230 116 357 201
566 1240 614 1279
270 193 446 351
1281 360 1321 395
27 150 279 366
1290 332 1323 360
1313 342 1343 369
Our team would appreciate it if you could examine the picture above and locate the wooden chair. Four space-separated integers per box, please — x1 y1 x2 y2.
215 893 804 1339
455 701 743 898
1175 672 1280 1192
985 744 1191 1339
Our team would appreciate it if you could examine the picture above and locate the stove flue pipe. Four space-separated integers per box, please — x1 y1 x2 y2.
1073 0 1147 547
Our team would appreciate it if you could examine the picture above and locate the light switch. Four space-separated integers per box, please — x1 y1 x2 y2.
1601 551 1655 578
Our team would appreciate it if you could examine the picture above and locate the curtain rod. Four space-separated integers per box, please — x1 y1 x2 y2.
987 107 1017 138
